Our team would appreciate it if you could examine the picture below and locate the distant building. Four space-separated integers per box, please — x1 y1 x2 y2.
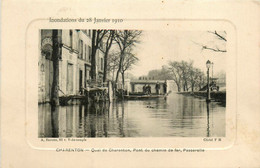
38 30 104 103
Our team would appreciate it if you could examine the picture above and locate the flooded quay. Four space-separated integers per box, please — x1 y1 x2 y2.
38 93 225 138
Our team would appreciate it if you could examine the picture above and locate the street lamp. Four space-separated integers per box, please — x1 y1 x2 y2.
206 60 211 102
211 62 214 83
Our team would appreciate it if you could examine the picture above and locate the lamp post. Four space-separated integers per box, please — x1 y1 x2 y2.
206 60 211 102
211 62 214 83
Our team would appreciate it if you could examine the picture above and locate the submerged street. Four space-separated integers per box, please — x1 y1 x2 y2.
39 93 225 138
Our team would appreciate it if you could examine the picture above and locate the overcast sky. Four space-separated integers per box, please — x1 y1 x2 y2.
129 30 226 77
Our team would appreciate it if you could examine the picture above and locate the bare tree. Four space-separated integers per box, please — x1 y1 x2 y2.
189 68 204 92
179 61 193 91
107 51 119 81
90 30 108 81
168 60 205 92
197 71 206 90
114 30 142 83
168 61 183 92
102 30 115 82
121 50 139 87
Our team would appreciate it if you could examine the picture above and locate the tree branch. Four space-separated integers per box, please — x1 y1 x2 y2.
192 41 227 53
202 45 227 52
208 31 227 41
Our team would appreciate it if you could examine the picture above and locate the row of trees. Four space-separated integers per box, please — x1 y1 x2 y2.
146 61 207 92
168 61 206 92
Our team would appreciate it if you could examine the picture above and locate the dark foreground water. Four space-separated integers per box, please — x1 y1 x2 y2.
38 93 225 137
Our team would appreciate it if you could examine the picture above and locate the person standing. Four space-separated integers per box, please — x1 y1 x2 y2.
147 85 151 95
155 81 160 95
143 84 147 94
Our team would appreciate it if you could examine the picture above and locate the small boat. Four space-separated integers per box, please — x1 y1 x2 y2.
124 91 172 100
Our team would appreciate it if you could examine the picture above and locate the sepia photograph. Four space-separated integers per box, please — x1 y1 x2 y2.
38 29 226 138
2 0 260 167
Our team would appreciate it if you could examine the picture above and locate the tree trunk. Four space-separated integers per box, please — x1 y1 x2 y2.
103 31 114 82
51 30 60 106
185 82 188 91
90 30 97 81
103 50 108 82
115 51 124 83
112 68 115 81
176 83 180 92
50 105 59 137
121 71 125 89
174 81 181 92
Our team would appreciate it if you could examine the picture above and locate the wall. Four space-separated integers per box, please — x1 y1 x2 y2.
39 29 104 103
38 30 56 103
60 45 78 96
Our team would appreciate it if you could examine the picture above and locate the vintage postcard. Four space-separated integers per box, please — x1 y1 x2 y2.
1 0 260 167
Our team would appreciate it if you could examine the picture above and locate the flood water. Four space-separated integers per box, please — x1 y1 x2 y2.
38 93 225 138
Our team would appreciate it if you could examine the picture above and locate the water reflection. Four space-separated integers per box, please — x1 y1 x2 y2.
207 102 210 137
38 93 225 137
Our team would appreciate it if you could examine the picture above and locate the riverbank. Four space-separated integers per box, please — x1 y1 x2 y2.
177 91 226 104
